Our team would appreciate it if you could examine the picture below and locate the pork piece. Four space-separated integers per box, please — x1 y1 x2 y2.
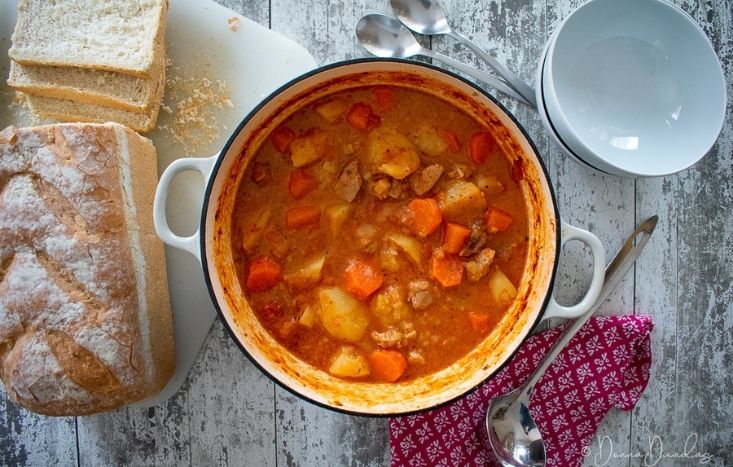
388 180 408 199
250 162 271 185
334 159 362 202
407 279 435 310
446 163 474 180
410 163 444 195
407 350 425 365
465 247 496 282
355 224 378 252
460 220 488 257
371 322 417 349
367 177 391 199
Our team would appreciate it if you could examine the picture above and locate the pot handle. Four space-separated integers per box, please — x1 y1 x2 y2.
153 155 217 263
542 222 606 320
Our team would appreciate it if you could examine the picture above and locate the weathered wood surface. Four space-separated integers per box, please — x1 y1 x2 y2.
1 0 731 465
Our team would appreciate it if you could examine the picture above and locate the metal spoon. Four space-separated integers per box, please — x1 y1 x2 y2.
356 14 532 106
390 0 537 107
486 215 658 466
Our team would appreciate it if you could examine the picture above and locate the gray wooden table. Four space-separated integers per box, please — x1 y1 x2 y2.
2 0 732 465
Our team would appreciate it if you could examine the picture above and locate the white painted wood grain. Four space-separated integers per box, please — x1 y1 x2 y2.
0 394 77 466
1 0 731 465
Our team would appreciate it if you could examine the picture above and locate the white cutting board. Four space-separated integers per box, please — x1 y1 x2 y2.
0 0 318 408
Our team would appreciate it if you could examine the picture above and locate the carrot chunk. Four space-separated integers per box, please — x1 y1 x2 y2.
430 250 464 287
246 256 282 292
368 349 408 382
346 102 381 131
407 198 443 237
373 87 395 112
440 129 461 153
467 311 492 333
468 131 497 165
485 206 513 233
344 258 384 300
288 169 317 199
271 127 296 154
442 222 471 254
285 205 320 229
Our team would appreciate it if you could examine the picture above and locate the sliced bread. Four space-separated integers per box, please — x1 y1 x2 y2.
27 94 162 133
9 0 168 78
8 44 166 112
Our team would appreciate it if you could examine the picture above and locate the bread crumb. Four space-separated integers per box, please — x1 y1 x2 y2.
228 16 241 31
159 59 233 151
0 126 17 145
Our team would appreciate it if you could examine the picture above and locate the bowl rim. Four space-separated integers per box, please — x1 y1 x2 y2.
535 42 614 176
197 57 562 417
543 0 727 177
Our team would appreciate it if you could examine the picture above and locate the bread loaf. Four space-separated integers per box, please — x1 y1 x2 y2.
0 123 174 415
8 0 168 78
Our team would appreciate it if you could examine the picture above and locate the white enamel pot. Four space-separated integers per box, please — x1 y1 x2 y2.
152 59 605 415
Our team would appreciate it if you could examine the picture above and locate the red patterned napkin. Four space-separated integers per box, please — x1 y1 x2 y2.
390 315 653 467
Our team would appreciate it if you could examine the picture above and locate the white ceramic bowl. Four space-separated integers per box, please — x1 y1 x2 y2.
541 0 726 177
534 29 612 175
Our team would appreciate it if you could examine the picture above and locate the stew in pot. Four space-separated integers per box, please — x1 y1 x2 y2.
231 86 528 383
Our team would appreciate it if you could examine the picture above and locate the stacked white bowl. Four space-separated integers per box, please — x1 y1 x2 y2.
534 0 726 177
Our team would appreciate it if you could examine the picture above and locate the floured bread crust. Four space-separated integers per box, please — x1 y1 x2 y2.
0 122 174 415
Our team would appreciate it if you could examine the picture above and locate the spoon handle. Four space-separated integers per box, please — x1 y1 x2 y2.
420 48 532 106
448 30 537 108
517 215 659 400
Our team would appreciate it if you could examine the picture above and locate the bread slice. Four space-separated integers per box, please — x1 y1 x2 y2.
0 123 174 416
26 87 163 133
8 0 168 78
8 43 167 112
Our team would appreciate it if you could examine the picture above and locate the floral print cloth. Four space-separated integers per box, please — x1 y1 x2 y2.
390 315 654 467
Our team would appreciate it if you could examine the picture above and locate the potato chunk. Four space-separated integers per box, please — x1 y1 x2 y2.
366 126 421 180
291 129 328 167
437 180 487 219
324 203 353 235
413 123 448 156
298 303 318 328
489 268 518 306
317 287 369 342
328 346 370 378
315 98 349 123
383 232 423 267
241 206 272 254
285 254 326 288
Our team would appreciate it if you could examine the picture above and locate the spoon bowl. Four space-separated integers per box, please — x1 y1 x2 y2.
355 14 423 59
486 390 545 466
390 0 451 35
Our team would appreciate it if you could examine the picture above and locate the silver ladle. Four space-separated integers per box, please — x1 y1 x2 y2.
389 0 537 107
356 14 532 106
486 215 658 466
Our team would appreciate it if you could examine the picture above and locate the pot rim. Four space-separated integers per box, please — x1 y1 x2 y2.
198 58 562 417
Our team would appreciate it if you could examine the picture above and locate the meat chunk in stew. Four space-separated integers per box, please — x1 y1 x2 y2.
334 159 362 202
409 163 444 195
464 247 496 282
407 279 435 310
